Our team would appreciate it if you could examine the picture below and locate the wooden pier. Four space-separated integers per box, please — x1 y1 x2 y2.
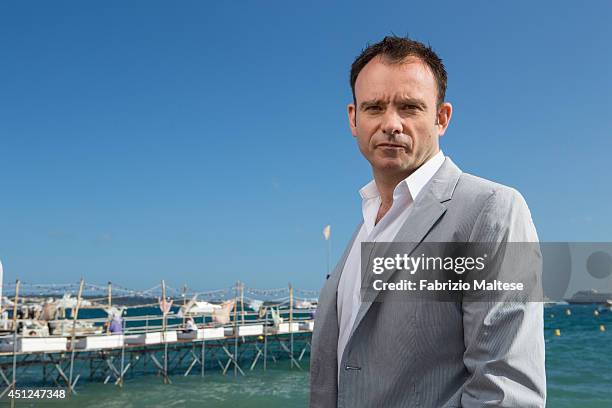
0 280 316 399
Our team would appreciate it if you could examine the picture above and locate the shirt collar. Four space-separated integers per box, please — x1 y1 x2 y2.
359 150 446 202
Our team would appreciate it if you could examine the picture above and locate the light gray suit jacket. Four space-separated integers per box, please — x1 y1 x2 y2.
309 157 546 408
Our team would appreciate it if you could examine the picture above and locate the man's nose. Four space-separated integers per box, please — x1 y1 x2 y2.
381 110 402 136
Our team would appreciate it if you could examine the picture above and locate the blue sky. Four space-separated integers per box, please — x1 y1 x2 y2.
1 1 611 291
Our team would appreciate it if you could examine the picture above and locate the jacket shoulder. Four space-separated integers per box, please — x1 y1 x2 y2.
453 172 536 241
454 172 526 207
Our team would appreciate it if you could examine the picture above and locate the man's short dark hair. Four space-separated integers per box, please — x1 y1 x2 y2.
350 36 447 107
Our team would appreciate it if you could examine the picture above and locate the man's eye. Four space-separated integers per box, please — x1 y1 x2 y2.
401 105 418 111
366 106 382 112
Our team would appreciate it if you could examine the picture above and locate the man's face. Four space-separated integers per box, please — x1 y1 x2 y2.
348 56 452 177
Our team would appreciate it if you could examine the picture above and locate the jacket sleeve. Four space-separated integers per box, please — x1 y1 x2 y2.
461 188 546 407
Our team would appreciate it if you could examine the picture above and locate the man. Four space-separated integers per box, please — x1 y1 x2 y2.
310 36 545 407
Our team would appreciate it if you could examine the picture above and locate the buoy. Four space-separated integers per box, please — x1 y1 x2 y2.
550 314 555 318
565 309 572 316
594 310 600 316
600 325 605 332
258 335 264 340
554 329 561 336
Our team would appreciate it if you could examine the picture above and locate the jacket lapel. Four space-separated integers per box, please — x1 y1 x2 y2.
343 157 462 352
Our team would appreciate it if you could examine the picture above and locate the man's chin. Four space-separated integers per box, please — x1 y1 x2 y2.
372 160 414 175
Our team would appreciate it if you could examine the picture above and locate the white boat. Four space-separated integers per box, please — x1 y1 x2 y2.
48 320 103 336
20 320 50 337
56 293 92 308
180 301 221 315
295 300 315 309
177 295 222 316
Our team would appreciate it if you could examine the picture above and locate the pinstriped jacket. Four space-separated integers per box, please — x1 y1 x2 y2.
309 157 546 408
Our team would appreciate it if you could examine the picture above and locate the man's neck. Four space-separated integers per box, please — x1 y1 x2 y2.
373 151 440 206
373 171 410 207
371 170 410 226
371 151 440 225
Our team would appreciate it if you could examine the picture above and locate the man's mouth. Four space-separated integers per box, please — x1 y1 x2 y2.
377 143 406 149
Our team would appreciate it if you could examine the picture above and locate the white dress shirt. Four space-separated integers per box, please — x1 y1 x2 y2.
336 150 446 377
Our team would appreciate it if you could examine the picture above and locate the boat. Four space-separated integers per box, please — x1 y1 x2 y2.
56 293 92 308
543 297 568 307
565 289 612 305
295 300 316 309
177 295 222 316
596 300 612 313
48 320 103 336
19 320 50 337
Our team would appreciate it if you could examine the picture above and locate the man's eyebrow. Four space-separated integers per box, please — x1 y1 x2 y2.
396 97 427 109
359 97 428 110
359 99 385 110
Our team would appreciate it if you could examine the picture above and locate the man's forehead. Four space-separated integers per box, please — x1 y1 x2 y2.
354 56 437 102
360 93 427 106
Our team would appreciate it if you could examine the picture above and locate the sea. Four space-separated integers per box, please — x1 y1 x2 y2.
1 304 610 407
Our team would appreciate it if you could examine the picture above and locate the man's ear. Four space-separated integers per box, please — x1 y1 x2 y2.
436 102 453 136
348 103 357 137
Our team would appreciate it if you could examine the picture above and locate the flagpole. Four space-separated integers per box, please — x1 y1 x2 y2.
327 236 331 276
323 225 331 276
0 260 3 312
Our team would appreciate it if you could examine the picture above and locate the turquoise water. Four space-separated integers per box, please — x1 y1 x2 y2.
545 305 612 407
2 304 611 407
1 362 308 408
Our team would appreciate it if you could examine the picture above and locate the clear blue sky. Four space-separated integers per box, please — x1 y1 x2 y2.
1 1 611 291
